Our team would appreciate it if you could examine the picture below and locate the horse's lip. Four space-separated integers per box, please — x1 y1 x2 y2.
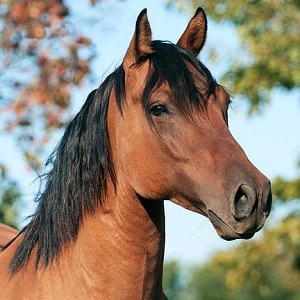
208 210 254 241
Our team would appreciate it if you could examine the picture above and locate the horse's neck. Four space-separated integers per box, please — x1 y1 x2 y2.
73 184 166 299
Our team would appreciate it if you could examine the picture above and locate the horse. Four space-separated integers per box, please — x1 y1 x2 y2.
0 224 18 251
0 7 272 299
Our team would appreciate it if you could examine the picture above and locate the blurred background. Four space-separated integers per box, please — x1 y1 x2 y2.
0 0 299 299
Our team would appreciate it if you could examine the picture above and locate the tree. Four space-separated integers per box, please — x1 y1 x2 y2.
0 165 20 229
163 211 300 299
0 0 95 170
187 213 300 299
0 0 94 226
167 1 299 109
163 261 186 300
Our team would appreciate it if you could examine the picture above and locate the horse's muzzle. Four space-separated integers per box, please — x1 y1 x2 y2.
208 210 255 241
208 181 272 241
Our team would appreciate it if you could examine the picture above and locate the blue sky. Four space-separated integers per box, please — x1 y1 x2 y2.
1 0 299 264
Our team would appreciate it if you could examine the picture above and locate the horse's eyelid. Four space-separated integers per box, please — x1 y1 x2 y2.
149 102 170 110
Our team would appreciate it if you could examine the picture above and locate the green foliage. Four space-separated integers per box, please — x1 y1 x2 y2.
187 262 233 300
167 0 300 112
163 261 186 300
272 176 300 202
0 165 21 229
164 212 300 299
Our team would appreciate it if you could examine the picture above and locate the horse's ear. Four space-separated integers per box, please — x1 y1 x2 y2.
123 9 153 70
177 7 207 56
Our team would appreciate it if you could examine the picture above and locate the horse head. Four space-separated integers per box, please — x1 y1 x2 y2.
109 8 272 241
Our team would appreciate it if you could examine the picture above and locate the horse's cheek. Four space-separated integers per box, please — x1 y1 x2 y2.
121 139 169 199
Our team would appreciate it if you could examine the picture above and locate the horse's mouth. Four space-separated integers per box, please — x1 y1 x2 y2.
208 210 255 241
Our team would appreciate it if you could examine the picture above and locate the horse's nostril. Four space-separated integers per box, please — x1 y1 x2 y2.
233 185 255 220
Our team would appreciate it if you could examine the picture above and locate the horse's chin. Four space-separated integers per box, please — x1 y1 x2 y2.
208 210 255 241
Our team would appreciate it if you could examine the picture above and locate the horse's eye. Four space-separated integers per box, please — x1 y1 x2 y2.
149 104 170 117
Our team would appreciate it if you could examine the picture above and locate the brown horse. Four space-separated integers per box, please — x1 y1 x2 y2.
0 8 271 299
0 224 18 251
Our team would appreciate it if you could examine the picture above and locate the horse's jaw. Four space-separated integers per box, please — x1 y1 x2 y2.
208 210 256 241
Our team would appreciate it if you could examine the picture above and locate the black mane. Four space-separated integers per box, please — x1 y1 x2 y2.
9 41 216 273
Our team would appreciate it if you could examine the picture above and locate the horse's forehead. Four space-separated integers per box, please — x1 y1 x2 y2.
124 63 150 97
126 62 149 84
